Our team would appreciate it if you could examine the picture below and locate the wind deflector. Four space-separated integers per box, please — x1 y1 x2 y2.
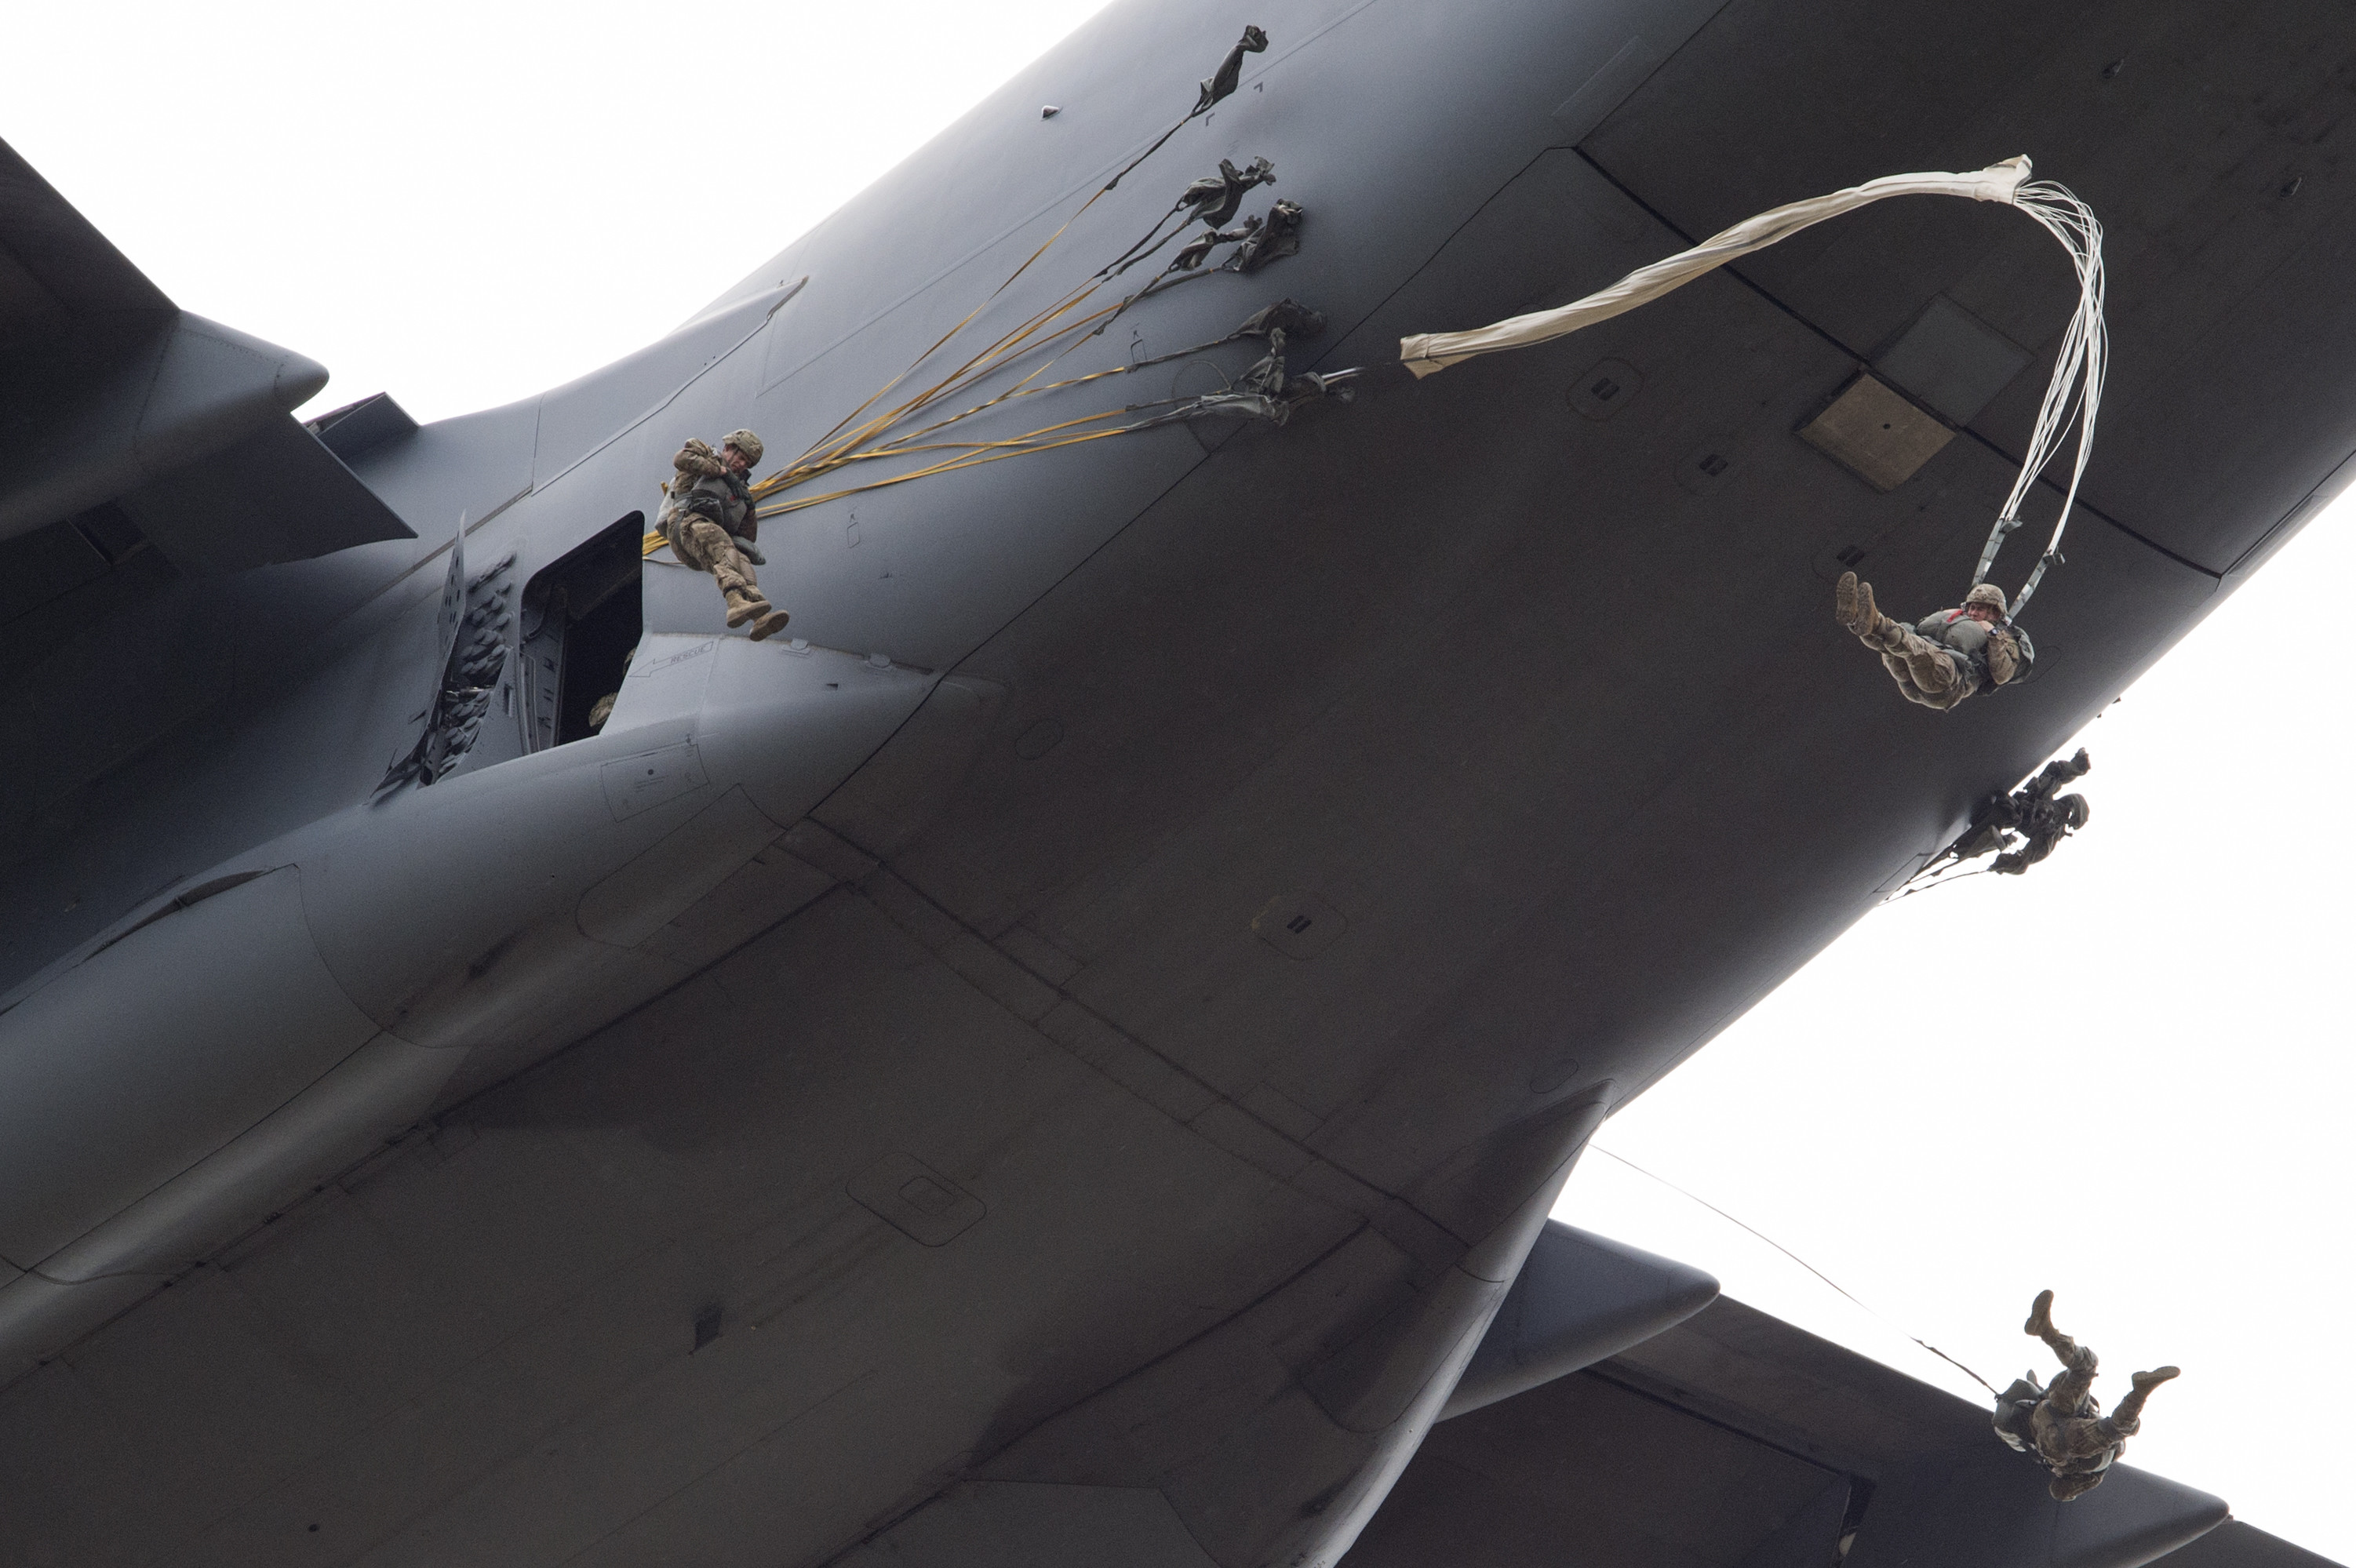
0 136 415 569
115 408 416 573
308 391 421 463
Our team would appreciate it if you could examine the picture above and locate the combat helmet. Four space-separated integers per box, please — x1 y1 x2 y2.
722 429 765 464
1964 581 2008 614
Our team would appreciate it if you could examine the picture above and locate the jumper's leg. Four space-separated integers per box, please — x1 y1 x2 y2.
675 518 788 638
1837 571 1867 634
2024 1290 2070 1356
1906 639 1960 693
1841 574 1905 648
2112 1366 2180 1429
2026 1290 2100 1404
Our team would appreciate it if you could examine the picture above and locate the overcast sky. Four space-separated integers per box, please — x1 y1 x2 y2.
11 2 2347 1560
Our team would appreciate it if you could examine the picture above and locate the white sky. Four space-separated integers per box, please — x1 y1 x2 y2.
10 2 2347 1560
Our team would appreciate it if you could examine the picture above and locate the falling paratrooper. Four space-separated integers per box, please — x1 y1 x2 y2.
1993 1290 2179 1501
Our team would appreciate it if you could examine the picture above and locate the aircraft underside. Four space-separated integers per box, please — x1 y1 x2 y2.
0 1 2349 1565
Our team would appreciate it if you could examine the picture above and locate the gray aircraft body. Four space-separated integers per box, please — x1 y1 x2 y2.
0 2 2347 1566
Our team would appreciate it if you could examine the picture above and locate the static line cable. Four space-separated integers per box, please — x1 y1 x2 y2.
752 233 1264 515
754 411 1157 519
770 25 1270 492
1590 1144 2005 1399
868 319 1277 453
771 284 1124 492
1391 157 2105 617
1881 864 1995 904
736 322 1345 527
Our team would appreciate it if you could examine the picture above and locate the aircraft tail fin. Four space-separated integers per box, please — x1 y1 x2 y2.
0 136 413 577
0 137 171 328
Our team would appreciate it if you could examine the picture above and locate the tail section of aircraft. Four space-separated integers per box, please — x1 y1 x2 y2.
0 139 413 571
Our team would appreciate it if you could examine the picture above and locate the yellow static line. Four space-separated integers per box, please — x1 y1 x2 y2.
723 97 1215 533
756 293 1131 499
763 169 1207 494
752 420 1145 519
769 283 1111 486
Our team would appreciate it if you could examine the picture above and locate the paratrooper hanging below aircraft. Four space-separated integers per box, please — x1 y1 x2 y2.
1836 571 2030 711
1944 748 2093 877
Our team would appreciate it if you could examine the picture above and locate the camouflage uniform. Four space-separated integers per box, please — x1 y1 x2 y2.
1836 574 2023 711
660 432 786 638
1992 1290 2179 1502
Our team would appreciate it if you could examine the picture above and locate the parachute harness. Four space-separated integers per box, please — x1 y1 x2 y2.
1396 157 2107 621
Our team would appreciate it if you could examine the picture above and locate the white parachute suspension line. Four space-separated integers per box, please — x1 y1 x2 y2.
1975 180 2106 621
1394 156 2108 619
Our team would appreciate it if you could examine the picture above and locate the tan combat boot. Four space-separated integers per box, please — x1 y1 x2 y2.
2115 1364 2179 1427
723 586 770 628
1836 571 1864 634
747 606 791 642
1838 573 1892 640
2025 1290 2057 1339
1853 577 1884 638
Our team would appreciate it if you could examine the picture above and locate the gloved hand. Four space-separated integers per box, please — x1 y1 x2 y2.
731 534 766 566
1986 631 2020 685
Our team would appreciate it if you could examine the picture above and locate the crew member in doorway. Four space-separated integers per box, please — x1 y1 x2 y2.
660 430 788 640
586 647 634 734
1835 572 2026 711
1991 1290 2179 1501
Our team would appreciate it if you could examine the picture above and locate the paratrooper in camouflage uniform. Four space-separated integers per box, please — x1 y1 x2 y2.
661 429 788 641
1836 572 2026 711
1991 1290 2180 1501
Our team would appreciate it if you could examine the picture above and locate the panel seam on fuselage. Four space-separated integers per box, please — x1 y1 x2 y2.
1582 1362 1877 1483
820 857 1488 1271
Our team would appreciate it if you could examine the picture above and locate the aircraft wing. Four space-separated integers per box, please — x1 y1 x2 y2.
1350 1289 2310 1568
0 136 412 608
2166 1525 2345 1568
836 1223 2274 1568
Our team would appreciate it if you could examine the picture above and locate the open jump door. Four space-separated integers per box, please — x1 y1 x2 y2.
517 512 646 751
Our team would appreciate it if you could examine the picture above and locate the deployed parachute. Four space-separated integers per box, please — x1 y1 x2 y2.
1397 157 2107 623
